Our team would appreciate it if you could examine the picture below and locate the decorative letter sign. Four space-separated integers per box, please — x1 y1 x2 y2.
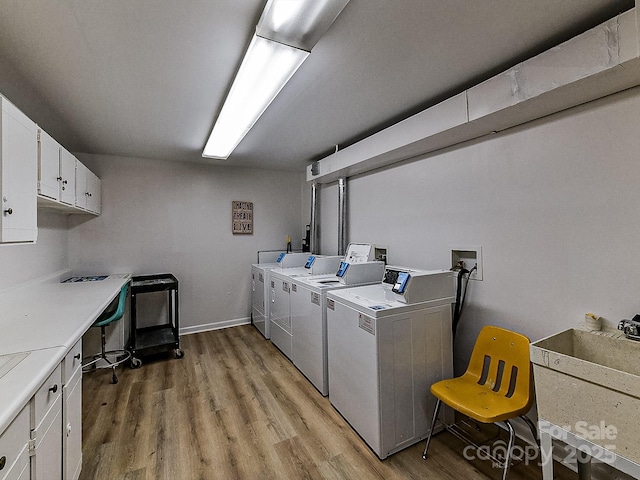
232 201 253 234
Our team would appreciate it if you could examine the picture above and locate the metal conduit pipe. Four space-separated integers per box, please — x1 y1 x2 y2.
338 177 347 256
310 181 319 254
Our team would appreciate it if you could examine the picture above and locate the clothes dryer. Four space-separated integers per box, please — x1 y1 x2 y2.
326 266 455 459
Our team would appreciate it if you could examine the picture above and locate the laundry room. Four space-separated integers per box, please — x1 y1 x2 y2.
2 1 640 479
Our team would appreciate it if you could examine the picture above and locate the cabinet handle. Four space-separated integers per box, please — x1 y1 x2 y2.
0 456 5 470
62 180 68 185
56 176 62 181
74 353 81 360
49 384 58 394
3 208 12 215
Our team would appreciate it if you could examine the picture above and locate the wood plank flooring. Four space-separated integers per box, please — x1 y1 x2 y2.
80 325 574 480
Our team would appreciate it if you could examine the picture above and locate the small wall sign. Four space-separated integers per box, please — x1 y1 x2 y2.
232 201 253 234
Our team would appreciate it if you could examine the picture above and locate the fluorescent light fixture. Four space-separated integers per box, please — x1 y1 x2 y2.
257 0 351 51
203 35 308 159
203 0 350 159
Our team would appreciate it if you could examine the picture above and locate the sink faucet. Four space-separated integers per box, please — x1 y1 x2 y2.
618 316 640 340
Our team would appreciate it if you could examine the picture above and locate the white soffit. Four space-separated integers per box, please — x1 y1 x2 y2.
308 8 640 184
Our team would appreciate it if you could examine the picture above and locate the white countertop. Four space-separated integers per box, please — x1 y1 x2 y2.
0 274 130 432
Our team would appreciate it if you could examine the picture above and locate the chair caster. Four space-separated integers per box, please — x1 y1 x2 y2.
130 357 142 369
175 349 184 359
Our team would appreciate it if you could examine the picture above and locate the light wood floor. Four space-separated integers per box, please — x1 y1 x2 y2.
79 325 574 480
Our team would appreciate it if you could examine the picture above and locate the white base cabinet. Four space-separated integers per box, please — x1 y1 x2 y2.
0 343 84 480
0 405 29 480
30 397 62 480
62 340 82 480
11 459 30 480
62 375 81 480
30 363 62 480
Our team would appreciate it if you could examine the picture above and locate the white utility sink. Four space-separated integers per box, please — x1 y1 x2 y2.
531 329 640 464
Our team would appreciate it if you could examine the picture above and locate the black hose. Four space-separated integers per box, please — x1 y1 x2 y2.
452 268 468 338
452 264 477 340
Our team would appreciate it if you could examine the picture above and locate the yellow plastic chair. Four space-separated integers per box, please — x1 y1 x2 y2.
422 326 537 480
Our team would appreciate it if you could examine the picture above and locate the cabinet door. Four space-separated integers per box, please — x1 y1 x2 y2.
4 449 30 480
32 395 62 480
0 404 29 480
0 97 37 243
74 160 87 210
59 148 76 206
37 129 61 201
86 170 101 214
63 373 82 480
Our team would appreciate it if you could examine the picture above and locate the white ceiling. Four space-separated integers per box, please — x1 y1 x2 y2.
0 0 634 172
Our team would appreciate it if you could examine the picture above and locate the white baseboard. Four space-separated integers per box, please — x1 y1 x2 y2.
179 317 251 336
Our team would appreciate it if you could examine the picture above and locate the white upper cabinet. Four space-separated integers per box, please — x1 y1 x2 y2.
75 160 100 214
0 96 38 244
37 129 77 206
74 161 87 211
37 129 61 201
59 148 76 206
6 94 101 221
86 169 101 214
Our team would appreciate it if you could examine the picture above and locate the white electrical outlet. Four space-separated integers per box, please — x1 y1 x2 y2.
451 246 483 281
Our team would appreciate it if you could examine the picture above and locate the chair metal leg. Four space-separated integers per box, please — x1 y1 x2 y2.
502 420 515 480
520 414 540 448
82 325 130 383
576 448 592 480
422 398 442 460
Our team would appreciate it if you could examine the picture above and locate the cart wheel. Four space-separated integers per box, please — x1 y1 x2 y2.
130 357 142 369
112 373 118 384
175 349 185 359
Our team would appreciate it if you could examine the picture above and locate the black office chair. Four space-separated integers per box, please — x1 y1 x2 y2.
83 282 131 383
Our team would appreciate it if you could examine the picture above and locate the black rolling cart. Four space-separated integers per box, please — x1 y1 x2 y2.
129 273 184 368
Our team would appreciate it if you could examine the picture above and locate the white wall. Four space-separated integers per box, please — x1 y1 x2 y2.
0 210 69 291
319 182 339 255
320 86 640 368
68 155 305 332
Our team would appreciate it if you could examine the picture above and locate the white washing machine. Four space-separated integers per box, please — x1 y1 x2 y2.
251 252 309 339
269 255 344 359
326 266 455 459
269 243 377 360
291 260 385 396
